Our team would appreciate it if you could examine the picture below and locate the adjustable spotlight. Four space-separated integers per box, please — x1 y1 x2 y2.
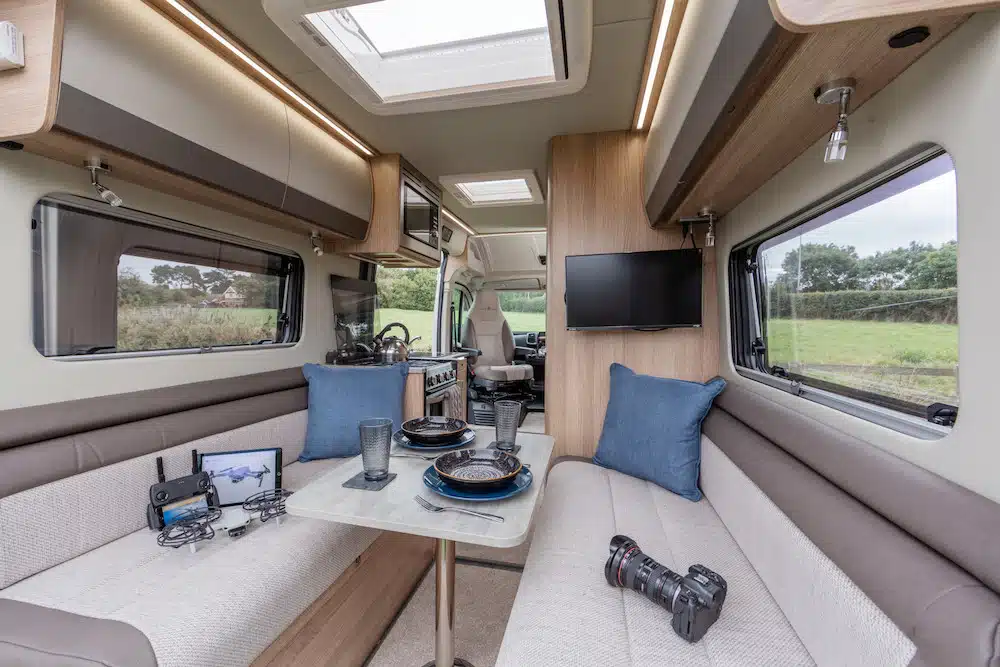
678 208 717 248
85 158 122 207
815 79 856 163
310 232 324 256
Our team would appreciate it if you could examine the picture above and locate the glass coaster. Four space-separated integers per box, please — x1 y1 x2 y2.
488 442 521 455
342 471 396 491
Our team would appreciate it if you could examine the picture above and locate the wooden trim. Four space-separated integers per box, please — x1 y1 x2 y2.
142 0 375 158
769 0 999 32
632 0 690 129
0 0 64 141
653 12 967 227
652 25 807 227
251 532 435 667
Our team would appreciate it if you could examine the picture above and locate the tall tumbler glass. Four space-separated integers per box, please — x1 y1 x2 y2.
359 418 393 481
494 400 523 452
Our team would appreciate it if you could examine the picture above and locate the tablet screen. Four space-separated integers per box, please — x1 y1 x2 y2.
199 448 282 507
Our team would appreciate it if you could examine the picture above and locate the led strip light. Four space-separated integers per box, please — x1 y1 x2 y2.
634 0 677 130
442 207 478 236
161 0 374 157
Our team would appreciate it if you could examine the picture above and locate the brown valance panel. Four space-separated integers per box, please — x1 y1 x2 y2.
0 387 307 499
0 367 306 451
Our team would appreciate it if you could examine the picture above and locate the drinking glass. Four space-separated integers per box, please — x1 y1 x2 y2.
494 400 523 452
359 418 393 481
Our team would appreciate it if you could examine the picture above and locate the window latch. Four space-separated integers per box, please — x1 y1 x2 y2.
770 365 789 378
926 403 958 427
751 337 767 358
745 259 758 273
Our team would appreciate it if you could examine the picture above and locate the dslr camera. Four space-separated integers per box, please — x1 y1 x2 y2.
605 535 727 642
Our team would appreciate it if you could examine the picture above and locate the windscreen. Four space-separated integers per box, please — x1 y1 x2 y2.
565 249 702 330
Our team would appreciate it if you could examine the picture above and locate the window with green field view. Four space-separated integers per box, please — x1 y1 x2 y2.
497 291 546 332
117 257 283 352
31 198 302 357
758 152 957 416
375 266 438 354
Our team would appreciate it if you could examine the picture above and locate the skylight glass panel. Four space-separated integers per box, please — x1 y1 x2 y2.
456 179 534 204
305 0 556 101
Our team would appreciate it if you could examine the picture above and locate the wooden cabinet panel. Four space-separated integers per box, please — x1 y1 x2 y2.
770 0 996 31
456 358 468 422
404 372 425 421
0 0 63 141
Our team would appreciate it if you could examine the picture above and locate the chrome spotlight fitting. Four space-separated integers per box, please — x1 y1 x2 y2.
815 78 856 164
310 232 324 257
85 158 123 207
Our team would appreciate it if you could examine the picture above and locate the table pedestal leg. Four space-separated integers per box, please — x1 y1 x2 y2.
421 538 474 667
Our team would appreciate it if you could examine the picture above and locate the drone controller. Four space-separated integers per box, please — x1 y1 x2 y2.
147 452 218 530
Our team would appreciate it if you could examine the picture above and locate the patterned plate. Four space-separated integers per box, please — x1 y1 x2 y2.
393 429 476 451
433 449 522 492
423 466 533 503
401 416 469 444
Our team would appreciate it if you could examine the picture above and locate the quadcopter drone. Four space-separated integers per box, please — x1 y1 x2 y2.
209 464 271 487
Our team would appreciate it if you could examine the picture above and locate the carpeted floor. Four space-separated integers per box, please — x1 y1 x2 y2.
366 562 521 667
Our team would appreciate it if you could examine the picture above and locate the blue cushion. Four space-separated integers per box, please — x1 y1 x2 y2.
593 363 726 502
299 362 409 461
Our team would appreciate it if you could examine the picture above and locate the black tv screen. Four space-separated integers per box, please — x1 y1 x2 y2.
565 249 702 330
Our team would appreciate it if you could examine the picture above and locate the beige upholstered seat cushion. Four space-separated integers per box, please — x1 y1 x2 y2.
473 364 533 382
463 290 534 383
0 457 377 667
495 460 813 667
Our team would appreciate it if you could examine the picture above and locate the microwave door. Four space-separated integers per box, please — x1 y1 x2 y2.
402 184 438 249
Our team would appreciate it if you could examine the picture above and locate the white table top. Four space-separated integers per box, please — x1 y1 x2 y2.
286 426 555 548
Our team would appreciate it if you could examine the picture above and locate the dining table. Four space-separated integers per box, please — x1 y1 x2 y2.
285 424 555 667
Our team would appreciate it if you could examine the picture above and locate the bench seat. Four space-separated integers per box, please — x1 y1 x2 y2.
1 457 377 667
495 439 916 667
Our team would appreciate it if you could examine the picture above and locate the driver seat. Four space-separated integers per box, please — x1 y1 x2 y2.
462 290 534 382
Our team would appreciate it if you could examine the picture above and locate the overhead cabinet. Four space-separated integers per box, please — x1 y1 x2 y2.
336 154 443 268
0 0 372 241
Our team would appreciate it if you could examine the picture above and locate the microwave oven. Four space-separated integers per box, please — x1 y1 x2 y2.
399 171 441 259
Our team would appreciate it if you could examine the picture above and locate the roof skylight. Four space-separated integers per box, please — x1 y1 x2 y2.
456 179 534 204
442 171 544 208
305 0 557 102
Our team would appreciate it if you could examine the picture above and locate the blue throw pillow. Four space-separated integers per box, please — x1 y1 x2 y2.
593 363 725 501
299 362 408 461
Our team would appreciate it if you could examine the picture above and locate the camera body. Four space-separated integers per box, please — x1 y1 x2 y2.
605 535 727 643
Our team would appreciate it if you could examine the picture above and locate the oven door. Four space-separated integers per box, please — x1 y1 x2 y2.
425 385 454 418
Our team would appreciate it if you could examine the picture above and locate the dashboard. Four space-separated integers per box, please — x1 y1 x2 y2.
514 331 545 350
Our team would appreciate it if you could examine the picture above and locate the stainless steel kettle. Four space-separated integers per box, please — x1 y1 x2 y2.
372 322 414 364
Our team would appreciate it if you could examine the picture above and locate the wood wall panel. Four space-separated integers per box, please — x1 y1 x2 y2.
251 532 434 667
546 132 720 460
404 372 425 421
0 0 63 141
770 0 997 31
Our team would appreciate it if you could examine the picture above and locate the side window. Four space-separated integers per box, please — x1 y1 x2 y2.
33 198 303 358
732 150 958 428
374 266 439 355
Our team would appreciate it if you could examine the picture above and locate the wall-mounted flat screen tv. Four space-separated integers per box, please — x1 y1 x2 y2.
565 249 702 330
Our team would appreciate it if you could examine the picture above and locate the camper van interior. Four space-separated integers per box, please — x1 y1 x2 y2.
1 0 998 665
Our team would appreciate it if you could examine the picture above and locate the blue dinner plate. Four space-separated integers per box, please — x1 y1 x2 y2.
423 465 533 502
394 429 476 451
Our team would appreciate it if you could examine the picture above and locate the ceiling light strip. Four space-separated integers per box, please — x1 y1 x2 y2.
155 0 375 157
442 207 478 236
633 0 687 130
475 229 547 237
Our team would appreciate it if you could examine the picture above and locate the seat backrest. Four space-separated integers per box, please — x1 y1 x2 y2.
462 289 514 367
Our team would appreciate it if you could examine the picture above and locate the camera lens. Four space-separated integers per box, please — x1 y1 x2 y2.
605 535 684 613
